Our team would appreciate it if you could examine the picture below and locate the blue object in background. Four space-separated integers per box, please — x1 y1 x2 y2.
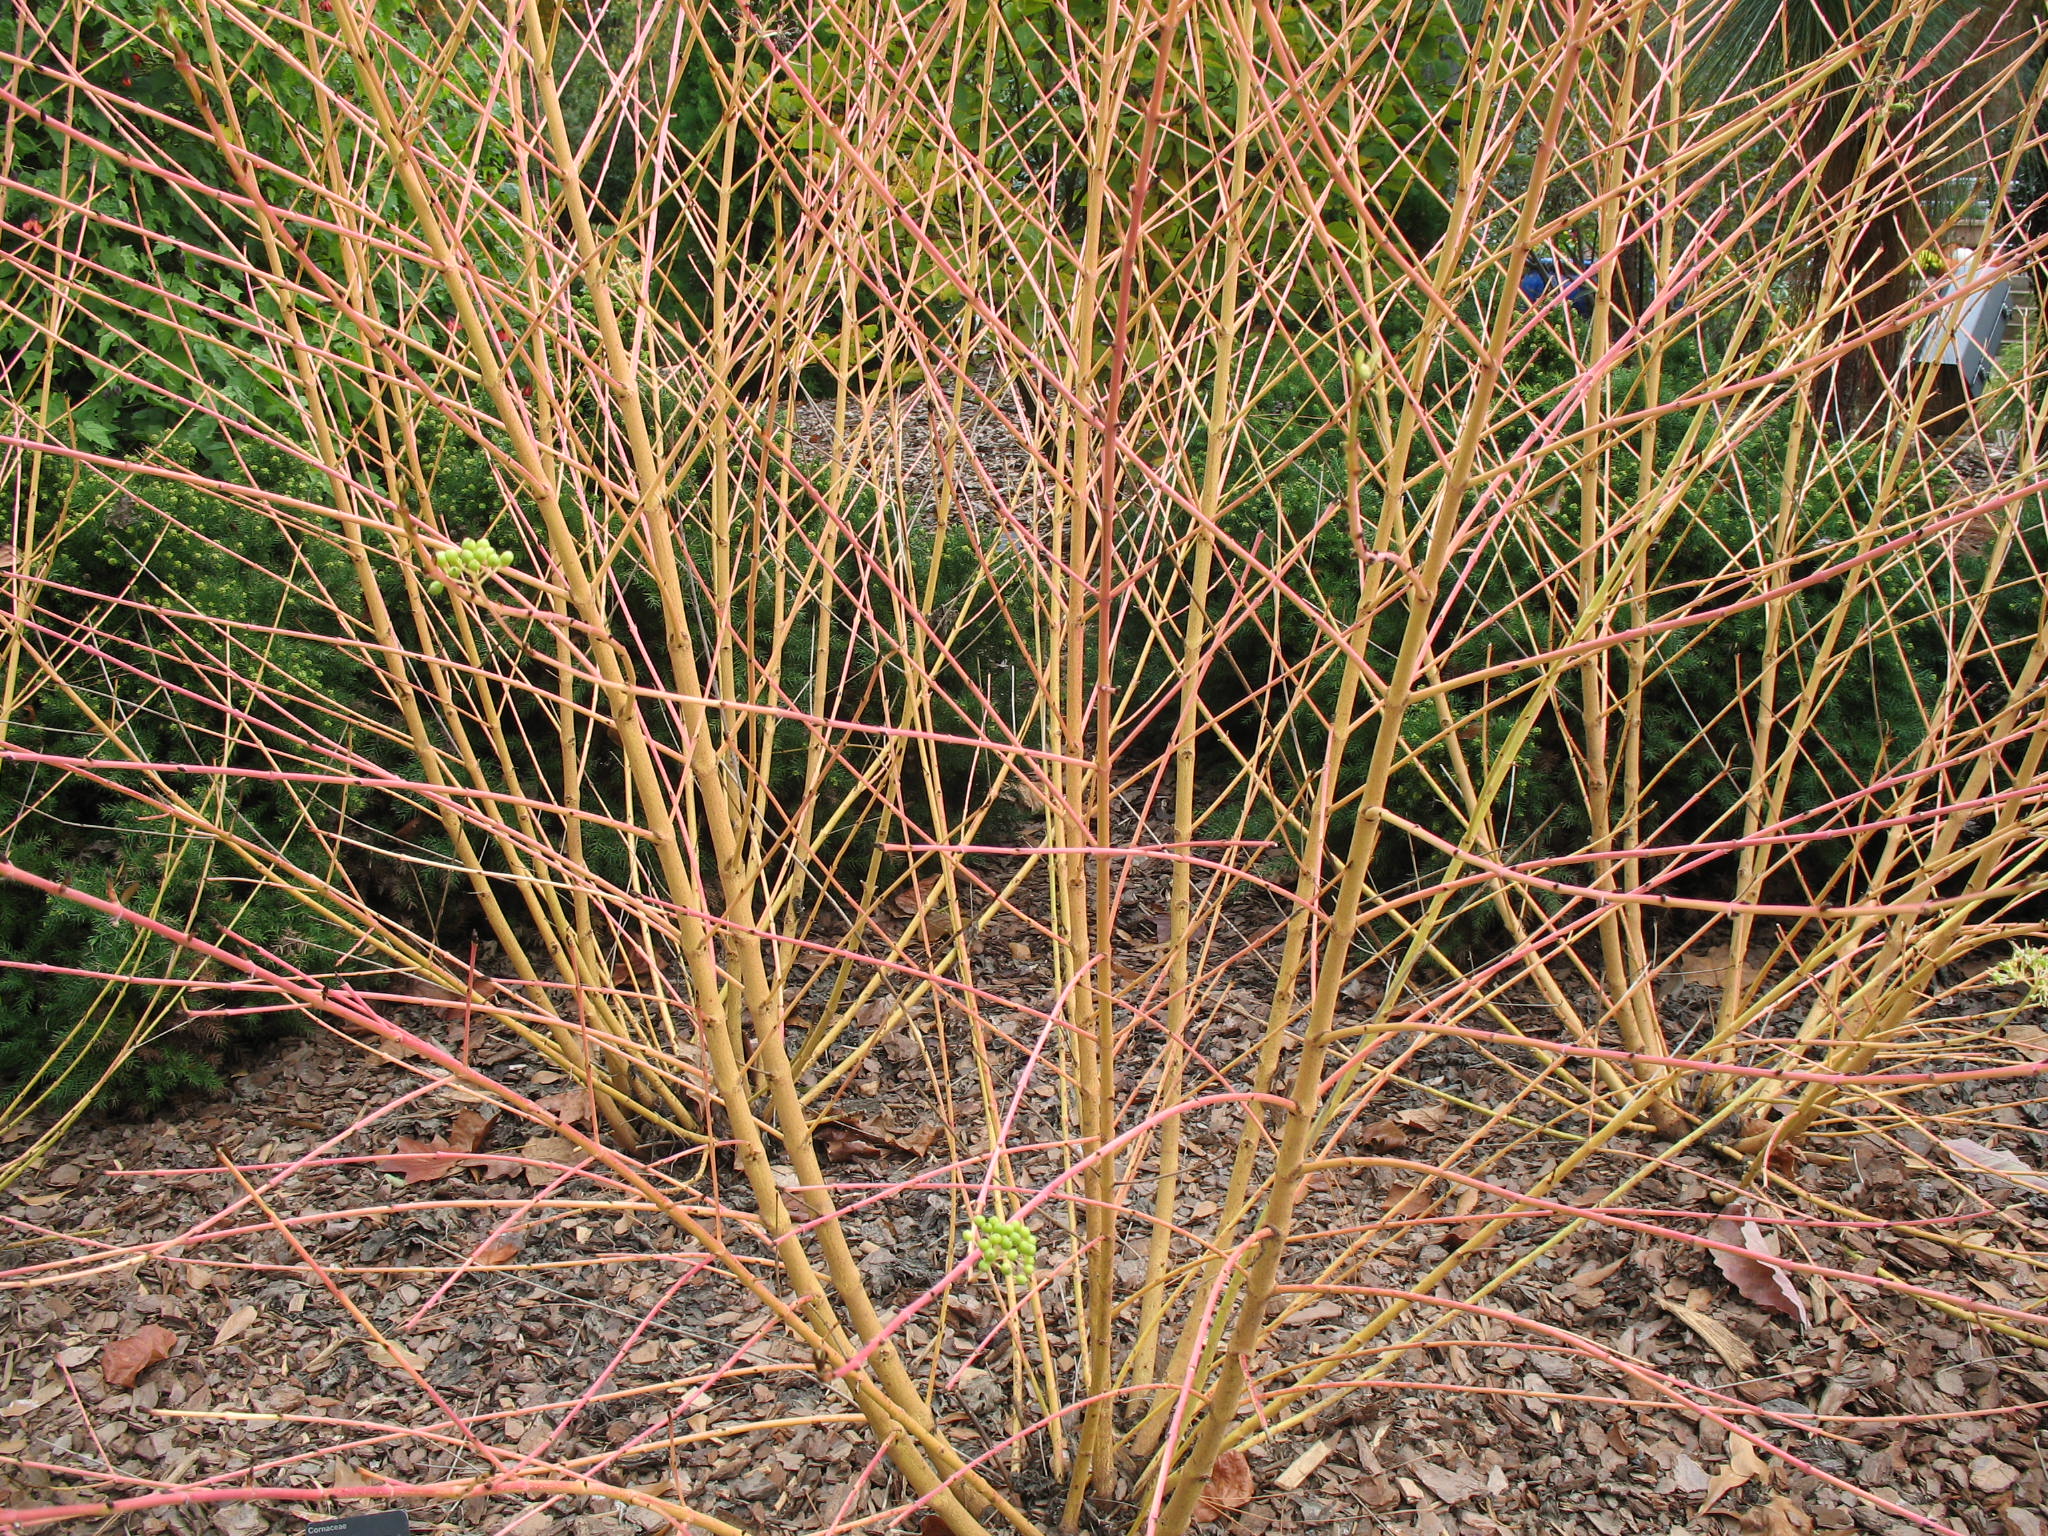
1519 253 1594 318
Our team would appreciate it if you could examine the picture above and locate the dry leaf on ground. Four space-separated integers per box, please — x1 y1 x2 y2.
1700 1438 1771 1514
1192 1449 1254 1522
1942 1137 2048 1196
446 1107 496 1150
2005 1024 2048 1062
1658 1299 1758 1372
1449 1183 1486 1235
365 1340 425 1372
767 1161 832 1217
610 938 659 987
816 1117 940 1160
100 1325 176 1388
391 972 499 1015
474 1225 525 1266
1381 1181 1429 1219
1708 1214 1810 1324
1350 1118 1409 1151
373 1135 457 1184
1738 1495 1813 1536
1674 943 1759 993
1411 1462 1488 1504
374 1109 501 1184
533 1091 594 1131
1566 1255 1629 1290
212 1304 259 1349
497 1134 578 1186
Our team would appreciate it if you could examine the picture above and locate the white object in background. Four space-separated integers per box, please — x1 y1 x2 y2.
1916 247 2012 397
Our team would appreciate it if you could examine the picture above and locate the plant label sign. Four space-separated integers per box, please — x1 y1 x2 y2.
306 1514 410 1536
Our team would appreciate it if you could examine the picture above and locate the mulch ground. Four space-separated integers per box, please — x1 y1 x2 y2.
5 952 2048 1536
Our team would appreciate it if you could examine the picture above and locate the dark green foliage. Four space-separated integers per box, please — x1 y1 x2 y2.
0 447 482 1109
1181 333 2048 945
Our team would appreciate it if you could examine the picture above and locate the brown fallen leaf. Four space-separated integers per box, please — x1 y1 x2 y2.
212 1304 260 1349
1449 1183 1486 1237
1391 1103 1449 1132
1381 1180 1429 1220
1658 1299 1758 1373
1411 1461 1488 1504
533 1090 595 1132
1700 1438 1771 1514
1357 1473 1399 1509
1738 1495 1813 1536
1192 1449 1254 1523
472 1131 539 1180
515 1135 580 1187
474 1225 525 1266
610 938 660 988
377 1110 503 1184
1708 1213 1809 1325
2006 1023 2048 1062
101 1325 176 1388
1289 1299 1344 1325
374 1135 460 1185
1675 942 1760 994
446 1107 498 1152
1566 1255 1630 1290
850 995 898 1035
816 1117 942 1161
1942 1137 2048 1196
389 971 500 1015
365 1339 425 1372
890 881 956 939
1351 1118 1409 1151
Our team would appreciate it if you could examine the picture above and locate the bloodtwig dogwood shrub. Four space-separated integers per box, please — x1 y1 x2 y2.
3 2 2048 1534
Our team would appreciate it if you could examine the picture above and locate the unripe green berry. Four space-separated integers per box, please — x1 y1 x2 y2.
972 1213 1034 1279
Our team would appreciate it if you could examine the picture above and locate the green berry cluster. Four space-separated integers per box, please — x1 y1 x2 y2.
972 1213 1036 1280
427 535 516 597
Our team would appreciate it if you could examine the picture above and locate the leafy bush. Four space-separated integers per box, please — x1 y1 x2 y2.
0 442 506 1106
1186 334 2048 944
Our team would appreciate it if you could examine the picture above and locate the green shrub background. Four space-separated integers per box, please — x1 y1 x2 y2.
2 0 2042 1108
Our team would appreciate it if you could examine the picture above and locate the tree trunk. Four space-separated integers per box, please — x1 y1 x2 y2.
1808 112 1914 434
